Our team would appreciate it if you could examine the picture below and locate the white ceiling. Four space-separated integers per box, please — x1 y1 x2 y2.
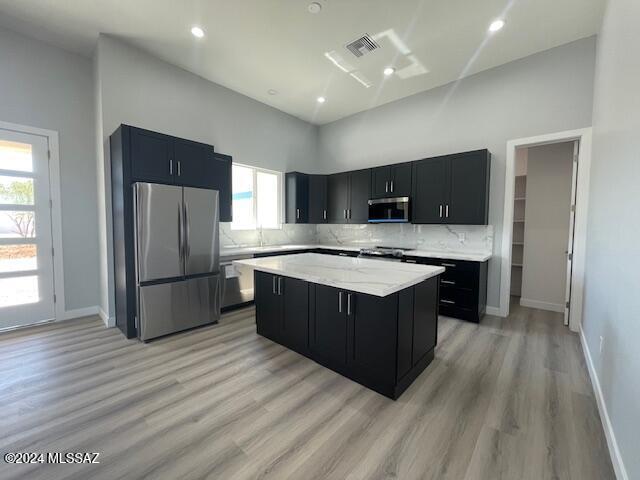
0 0 605 125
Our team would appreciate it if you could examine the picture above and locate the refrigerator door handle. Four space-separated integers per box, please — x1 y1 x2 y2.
184 201 190 262
178 202 183 268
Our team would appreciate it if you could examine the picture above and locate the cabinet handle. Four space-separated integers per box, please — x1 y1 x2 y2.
441 262 457 268
338 252 348 257
390 180 394 192
278 277 282 295
338 291 343 313
441 280 456 285
323 209 327 220
405 259 417 264
347 293 352 315
177 160 182 176
348 209 352 219
445 204 449 218
296 208 300 220
385 181 388 193
439 205 443 218
272 276 277 294
343 209 347 219
169 159 173 175
441 299 456 305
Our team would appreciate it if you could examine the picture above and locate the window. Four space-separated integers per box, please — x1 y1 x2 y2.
231 164 282 230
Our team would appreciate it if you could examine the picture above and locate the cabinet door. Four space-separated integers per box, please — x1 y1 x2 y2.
371 166 392 198
130 127 174 184
308 175 328 223
281 277 309 353
412 157 448 223
327 173 349 223
348 169 371 223
254 271 281 342
285 173 309 223
349 292 398 384
390 162 412 197
173 138 209 188
311 285 348 366
206 153 232 222
446 150 490 225
413 278 438 364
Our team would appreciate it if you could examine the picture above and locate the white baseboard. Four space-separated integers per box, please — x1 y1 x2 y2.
580 328 629 480
62 306 100 320
485 306 502 316
98 307 115 328
519 298 564 313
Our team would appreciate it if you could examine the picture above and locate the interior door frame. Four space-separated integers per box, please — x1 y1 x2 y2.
499 128 592 332
0 120 65 325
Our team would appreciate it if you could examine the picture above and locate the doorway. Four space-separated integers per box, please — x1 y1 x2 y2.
499 128 592 332
509 141 578 325
0 127 56 330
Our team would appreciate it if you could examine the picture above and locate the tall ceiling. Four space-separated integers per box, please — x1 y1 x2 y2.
0 0 605 125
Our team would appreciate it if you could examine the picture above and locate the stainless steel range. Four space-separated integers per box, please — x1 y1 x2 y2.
358 246 411 261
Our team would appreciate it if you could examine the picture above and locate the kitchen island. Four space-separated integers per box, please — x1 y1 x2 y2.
233 253 444 399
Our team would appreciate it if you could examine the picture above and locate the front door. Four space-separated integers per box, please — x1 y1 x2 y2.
0 128 55 330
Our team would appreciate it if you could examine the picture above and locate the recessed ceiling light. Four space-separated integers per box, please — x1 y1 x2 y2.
191 26 205 38
317 96 326 104
488 19 505 33
267 89 278 96
383 67 395 76
308 2 322 14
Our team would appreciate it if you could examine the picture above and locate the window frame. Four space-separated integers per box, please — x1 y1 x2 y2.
230 162 283 231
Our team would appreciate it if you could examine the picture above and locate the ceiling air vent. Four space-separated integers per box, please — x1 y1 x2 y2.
345 34 379 58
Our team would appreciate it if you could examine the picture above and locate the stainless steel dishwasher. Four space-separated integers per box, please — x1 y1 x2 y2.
220 254 255 311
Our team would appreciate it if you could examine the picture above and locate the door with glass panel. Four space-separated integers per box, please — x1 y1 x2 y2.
0 128 55 330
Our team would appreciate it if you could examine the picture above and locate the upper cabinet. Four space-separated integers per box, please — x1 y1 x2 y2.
326 169 371 224
127 125 232 221
308 174 328 223
371 162 412 198
412 149 490 225
285 172 309 223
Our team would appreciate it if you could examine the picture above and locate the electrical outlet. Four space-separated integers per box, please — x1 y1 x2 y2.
599 336 604 354
458 232 466 243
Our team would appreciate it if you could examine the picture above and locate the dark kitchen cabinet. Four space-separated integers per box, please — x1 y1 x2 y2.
403 255 488 323
348 169 371 223
412 156 448 223
130 127 174 184
285 172 309 223
326 170 371 224
254 270 309 355
412 150 490 225
327 173 350 223
446 151 490 225
254 271 282 341
349 291 398 385
371 162 412 198
310 284 349 365
308 175 328 223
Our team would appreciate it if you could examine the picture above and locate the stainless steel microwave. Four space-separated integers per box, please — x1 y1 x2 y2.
368 197 410 223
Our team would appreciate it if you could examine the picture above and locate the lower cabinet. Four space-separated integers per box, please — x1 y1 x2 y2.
255 269 440 399
254 271 309 355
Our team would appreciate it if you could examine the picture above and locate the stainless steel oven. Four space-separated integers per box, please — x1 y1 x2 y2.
368 197 410 223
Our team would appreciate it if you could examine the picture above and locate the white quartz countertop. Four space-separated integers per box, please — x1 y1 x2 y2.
221 243 491 262
233 253 445 297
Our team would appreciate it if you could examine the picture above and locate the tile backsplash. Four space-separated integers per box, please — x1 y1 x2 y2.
315 223 493 255
220 223 316 248
221 222 493 256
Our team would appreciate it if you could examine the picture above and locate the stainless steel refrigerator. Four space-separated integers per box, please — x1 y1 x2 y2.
134 182 221 341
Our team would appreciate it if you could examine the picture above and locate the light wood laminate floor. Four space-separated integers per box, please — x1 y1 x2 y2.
0 303 614 480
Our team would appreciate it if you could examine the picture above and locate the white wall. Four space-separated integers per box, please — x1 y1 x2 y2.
95 35 319 318
521 142 573 310
0 26 99 311
317 37 596 309
583 0 640 478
